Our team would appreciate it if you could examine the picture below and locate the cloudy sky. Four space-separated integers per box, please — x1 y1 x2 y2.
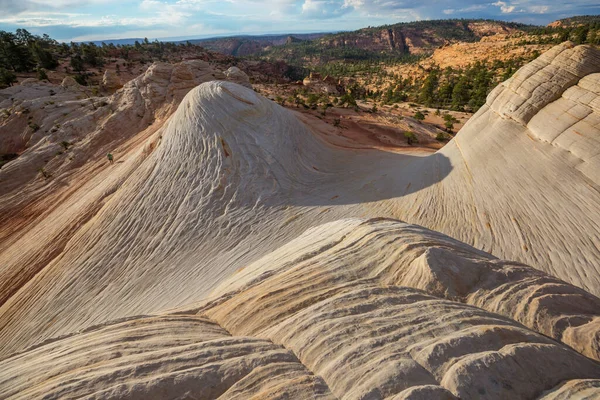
0 0 598 42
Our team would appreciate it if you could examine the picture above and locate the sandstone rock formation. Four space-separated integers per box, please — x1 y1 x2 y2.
1 43 600 399
101 69 123 93
303 72 340 94
0 60 238 307
224 66 252 88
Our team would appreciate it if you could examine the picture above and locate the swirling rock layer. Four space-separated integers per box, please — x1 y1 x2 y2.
1 43 600 398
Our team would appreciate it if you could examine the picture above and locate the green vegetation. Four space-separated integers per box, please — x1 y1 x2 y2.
341 56 535 112
252 17 599 111
0 67 17 87
0 29 213 88
523 16 600 46
256 19 535 66
404 131 418 145
358 19 535 40
36 67 48 81
443 114 458 132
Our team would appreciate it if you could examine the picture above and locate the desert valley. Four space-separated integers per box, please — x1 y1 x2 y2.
1 12 600 400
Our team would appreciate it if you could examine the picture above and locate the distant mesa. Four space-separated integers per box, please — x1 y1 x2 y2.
286 35 305 45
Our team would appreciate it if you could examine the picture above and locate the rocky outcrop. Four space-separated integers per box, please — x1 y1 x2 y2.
316 20 521 56
487 42 600 183
224 66 252 88
467 21 517 36
0 61 250 307
59 76 80 89
303 72 341 94
1 44 600 399
321 27 407 53
0 315 335 399
286 35 305 45
2 219 600 399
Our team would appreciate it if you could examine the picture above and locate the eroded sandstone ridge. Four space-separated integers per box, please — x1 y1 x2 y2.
1 43 600 399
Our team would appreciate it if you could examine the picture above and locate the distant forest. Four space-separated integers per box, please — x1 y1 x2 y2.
262 18 600 111
256 18 600 66
1 17 600 110
0 30 208 87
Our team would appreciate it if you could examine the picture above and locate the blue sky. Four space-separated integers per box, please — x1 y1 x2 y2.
0 0 598 42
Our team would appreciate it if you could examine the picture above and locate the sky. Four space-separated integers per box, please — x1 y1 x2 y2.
0 0 598 42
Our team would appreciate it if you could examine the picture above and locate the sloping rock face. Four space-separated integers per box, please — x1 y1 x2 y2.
322 28 407 53
2 219 600 399
0 61 242 307
1 43 600 399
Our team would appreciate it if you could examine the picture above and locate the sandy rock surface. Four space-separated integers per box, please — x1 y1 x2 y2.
101 69 123 93
224 66 252 88
1 43 600 398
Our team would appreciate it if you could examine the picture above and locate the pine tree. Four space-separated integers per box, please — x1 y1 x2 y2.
0 67 17 87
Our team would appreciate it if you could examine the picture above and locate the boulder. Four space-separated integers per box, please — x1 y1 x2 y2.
224 66 252 89
101 70 122 93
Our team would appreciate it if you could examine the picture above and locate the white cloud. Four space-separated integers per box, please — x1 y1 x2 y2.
2 0 599 42
493 1 516 13
528 5 549 13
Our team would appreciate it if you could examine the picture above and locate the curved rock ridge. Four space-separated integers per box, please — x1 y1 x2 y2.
538 380 600 399
2 219 600 400
0 80 338 357
0 60 246 308
0 315 335 400
1 43 600 398
392 42 600 294
0 60 227 194
193 218 600 362
488 42 600 183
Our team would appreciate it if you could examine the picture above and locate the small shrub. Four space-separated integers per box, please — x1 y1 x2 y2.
333 118 341 127
61 141 70 150
28 123 40 132
404 131 418 145
436 132 447 141
74 74 87 86
443 113 458 132
0 67 17 88
37 68 49 81
413 111 425 121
